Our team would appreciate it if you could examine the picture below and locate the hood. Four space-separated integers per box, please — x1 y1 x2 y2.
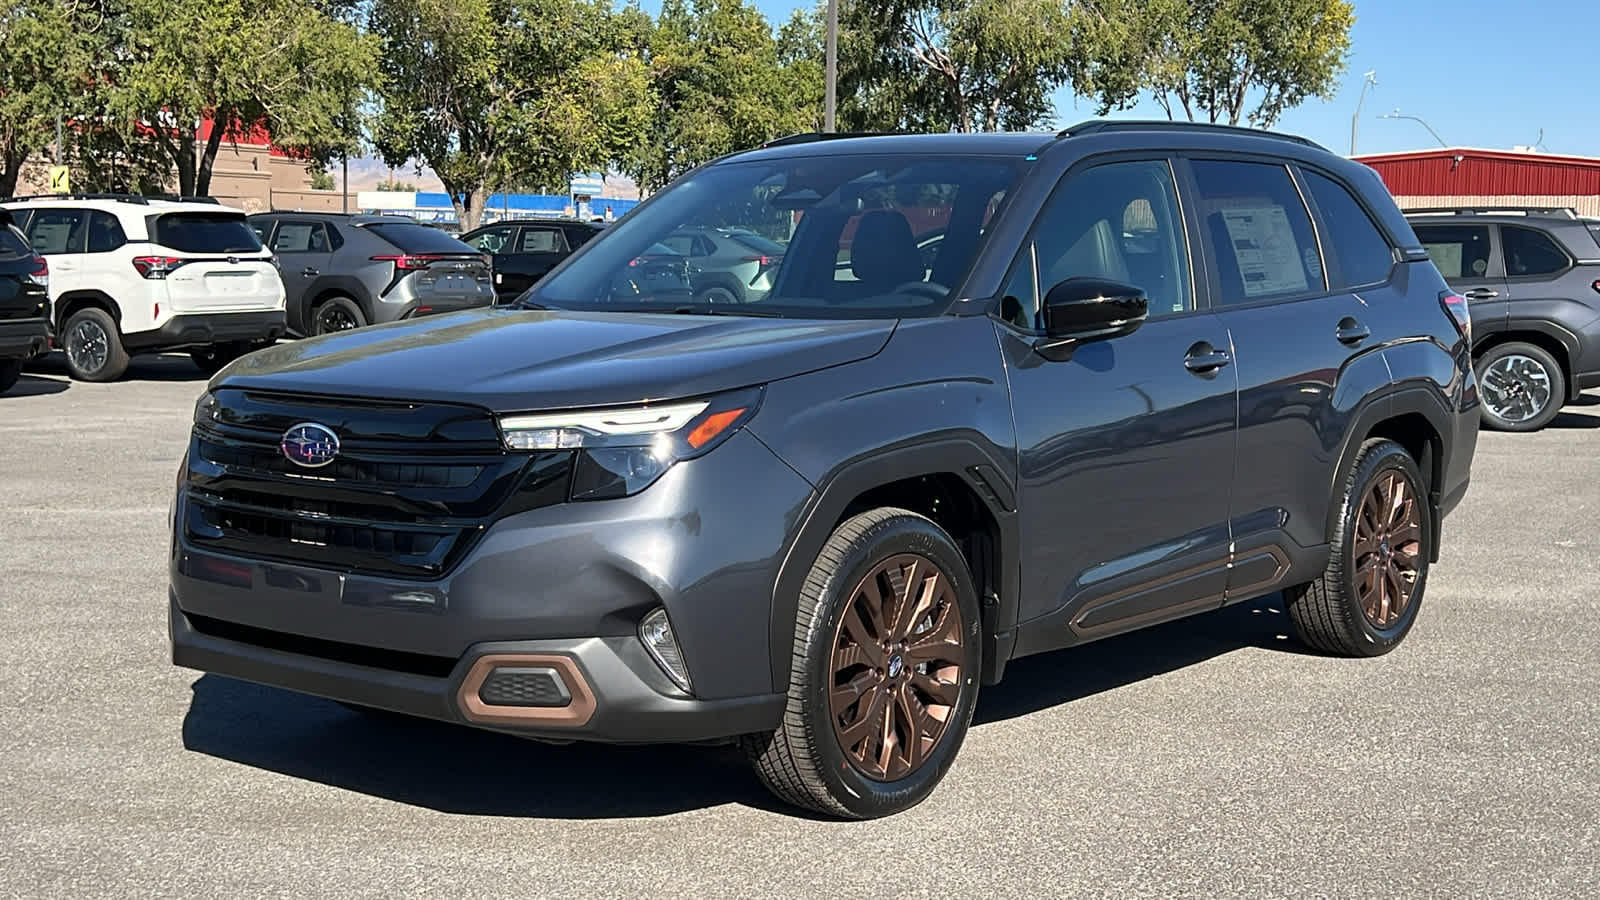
216 307 897 411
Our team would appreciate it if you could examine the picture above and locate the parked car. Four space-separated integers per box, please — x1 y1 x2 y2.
247 212 495 335
0 207 50 394
659 226 787 302
1406 206 1600 431
459 219 604 301
170 121 1478 819
0 194 285 380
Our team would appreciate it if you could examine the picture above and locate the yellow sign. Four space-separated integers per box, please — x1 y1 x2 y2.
48 165 70 194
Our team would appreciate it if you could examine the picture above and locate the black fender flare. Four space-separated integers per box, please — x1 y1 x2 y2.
53 290 122 331
302 275 375 330
1325 384 1455 560
1488 316 1584 400
766 438 1021 692
692 272 747 302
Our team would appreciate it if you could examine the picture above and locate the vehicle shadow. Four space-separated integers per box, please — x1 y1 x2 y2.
2 373 69 397
1550 409 1600 429
181 597 1306 818
29 352 209 383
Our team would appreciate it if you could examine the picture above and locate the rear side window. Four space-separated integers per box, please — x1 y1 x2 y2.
1190 160 1324 304
1501 225 1570 277
0 224 31 260
1302 171 1394 288
153 213 262 254
26 209 87 254
272 222 334 253
1413 224 1492 279
519 227 568 253
365 223 474 254
86 211 127 254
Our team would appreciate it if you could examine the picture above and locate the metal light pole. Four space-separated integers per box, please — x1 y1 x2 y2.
824 0 838 132
1380 109 1449 148
1350 70 1377 156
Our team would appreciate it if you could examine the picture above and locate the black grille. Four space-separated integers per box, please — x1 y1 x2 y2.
186 612 457 678
182 389 555 578
478 667 572 707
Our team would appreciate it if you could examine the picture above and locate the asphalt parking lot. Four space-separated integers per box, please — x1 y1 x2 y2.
2 353 1598 898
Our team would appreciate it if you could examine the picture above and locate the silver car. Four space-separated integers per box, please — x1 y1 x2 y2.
660 227 787 303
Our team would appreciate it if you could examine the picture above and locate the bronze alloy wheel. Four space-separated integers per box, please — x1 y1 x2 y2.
1352 470 1423 629
829 553 965 782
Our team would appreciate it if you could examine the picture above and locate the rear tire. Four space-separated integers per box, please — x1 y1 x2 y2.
742 508 982 819
1286 439 1432 657
1476 341 1564 432
312 295 367 335
61 308 129 382
0 359 22 394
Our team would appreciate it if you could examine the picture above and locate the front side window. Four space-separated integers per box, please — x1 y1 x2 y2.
1413 224 1492 279
1190 160 1325 305
1303 171 1394 288
527 154 1020 319
1004 159 1192 327
464 227 513 254
25 209 86 255
1501 225 1569 277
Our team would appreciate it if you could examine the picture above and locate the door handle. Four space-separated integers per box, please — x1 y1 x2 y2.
1462 288 1500 300
1336 317 1371 345
1184 342 1231 374
300 267 319 277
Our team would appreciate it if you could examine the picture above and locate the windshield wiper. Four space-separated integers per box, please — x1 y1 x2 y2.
656 305 782 318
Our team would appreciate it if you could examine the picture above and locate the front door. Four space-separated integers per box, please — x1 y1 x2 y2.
268 219 337 330
1004 158 1239 647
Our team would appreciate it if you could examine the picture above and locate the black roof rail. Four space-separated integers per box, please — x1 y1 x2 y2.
0 192 152 204
1057 119 1326 150
147 194 222 204
1403 206 1580 219
761 131 903 148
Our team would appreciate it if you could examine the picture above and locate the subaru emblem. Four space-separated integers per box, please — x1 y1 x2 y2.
280 422 340 468
226 256 239 265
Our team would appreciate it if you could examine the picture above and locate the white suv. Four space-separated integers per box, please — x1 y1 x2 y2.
0 194 287 381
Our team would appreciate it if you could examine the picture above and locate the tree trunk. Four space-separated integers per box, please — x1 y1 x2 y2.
0 145 23 198
195 117 228 197
174 129 199 197
443 182 486 232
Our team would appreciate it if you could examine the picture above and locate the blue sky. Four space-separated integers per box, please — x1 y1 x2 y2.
643 0 1600 158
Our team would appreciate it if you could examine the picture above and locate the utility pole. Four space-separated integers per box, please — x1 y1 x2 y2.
55 113 64 165
824 0 838 132
1350 70 1377 156
342 153 349 213
1380 110 1449 148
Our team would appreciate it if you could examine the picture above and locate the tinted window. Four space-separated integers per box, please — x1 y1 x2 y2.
728 231 786 255
519 227 567 253
1413 225 1492 279
1303 171 1393 287
249 219 273 242
271 222 332 253
1018 159 1192 323
0 224 32 260
365 223 475 254
464 227 513 254
1191 160 1323 304
86 212 127 254
660 233 696 256
1501 225 1569 277
153 213 262 253
26 209 86 255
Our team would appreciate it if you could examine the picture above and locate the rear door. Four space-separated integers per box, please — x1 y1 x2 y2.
267 218 338 317
1411 222 1508 333
150 211 281 314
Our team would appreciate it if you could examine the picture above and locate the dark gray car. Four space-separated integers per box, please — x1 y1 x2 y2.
172 122 1478 819
1406 207 1600 431
248 213 495 335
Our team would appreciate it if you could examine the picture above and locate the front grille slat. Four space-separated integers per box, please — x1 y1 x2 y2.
183 390 534 578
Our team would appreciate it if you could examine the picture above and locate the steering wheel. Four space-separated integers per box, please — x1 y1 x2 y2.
892 281 951 300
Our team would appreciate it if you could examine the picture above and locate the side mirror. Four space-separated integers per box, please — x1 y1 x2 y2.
1035 277 1149 361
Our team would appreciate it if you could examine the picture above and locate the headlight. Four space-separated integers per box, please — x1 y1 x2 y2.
193 391 218 426
497 387 762 501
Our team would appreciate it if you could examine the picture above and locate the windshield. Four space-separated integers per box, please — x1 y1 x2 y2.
528 154 1020 318
151 213 262 254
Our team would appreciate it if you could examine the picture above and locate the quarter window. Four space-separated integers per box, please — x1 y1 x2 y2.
1008 159 1192 326
1501 225 1569 277
1302 171 1394 288
1190 160 1325 305
1413 225 1492 279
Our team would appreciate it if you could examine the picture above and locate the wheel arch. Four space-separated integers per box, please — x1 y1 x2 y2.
54 290 122 333
768 440 1020 693
1329 387 1452 563
304 276 374 328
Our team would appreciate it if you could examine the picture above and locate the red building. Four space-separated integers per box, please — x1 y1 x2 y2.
1355 148 1600 217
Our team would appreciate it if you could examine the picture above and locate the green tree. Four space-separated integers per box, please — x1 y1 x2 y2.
375 179 416 192
309 168 336 190
369 0 653 231
115 0 377 196
1069 0 1354 127
0 1 111 196
835 0 1075 133
632 0 821 190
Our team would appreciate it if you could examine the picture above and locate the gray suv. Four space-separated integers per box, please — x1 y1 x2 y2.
172 122 1478 819
1408 207 1600 431
248 213 494 335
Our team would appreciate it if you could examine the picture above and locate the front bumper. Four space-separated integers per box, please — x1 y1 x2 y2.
168 430 811 743
125 311 287 352
0 318 49 358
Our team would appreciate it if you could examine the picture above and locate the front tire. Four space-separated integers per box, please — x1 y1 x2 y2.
1286 439 1433 657
1476 341 1564 432
742 508 982 819
61 308 129 382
